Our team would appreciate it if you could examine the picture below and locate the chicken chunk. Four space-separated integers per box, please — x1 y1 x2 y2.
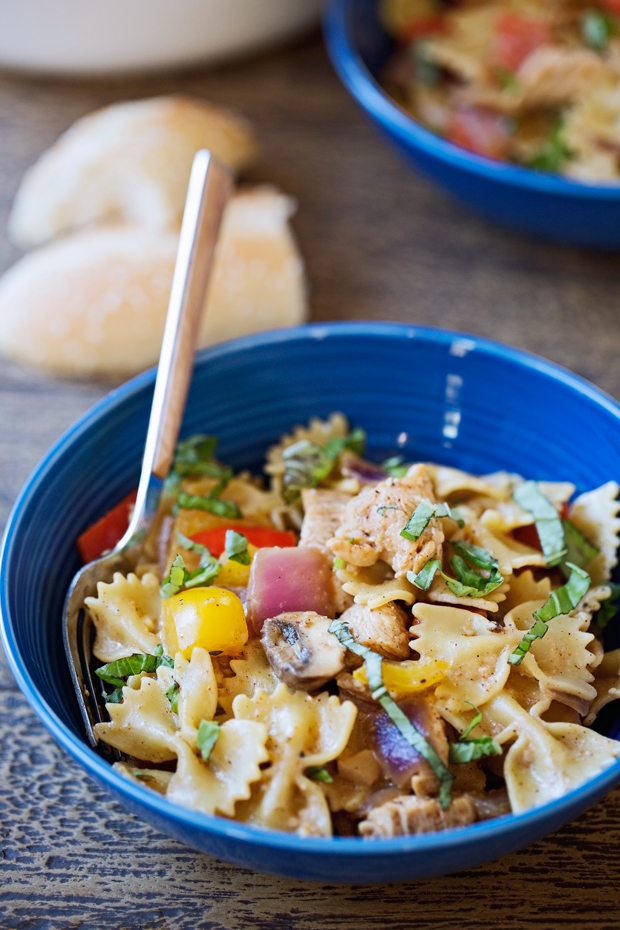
340 601 411 661
300 488 352 554
359 794 476 839
301 488 355 614
327 464 443 578
517 46 609 109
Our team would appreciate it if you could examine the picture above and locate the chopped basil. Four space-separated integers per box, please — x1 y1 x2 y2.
329 620 453 810
165 682 180 714
225 529 251 565
96 648 174 702
582 9 616 51
132 769 155 781
526 117 572 174
451 541 498 572
509 562 591 666
104 687 124 704
513 481 567 567
561 519 599 577
160 540 221 599
305 765 334 784
323 427 367 459
282 440 334 501
409 542 503 599
282 427 366 502
383 456 409 478
495 67 521 91
197 720 221 761
448 702 502 763
377 505 401 516
177 491 242 520
443 543 503 598
401 500 464 542
412 40 440 86
407 558 441 591
596 582 620 631
449 737 502 764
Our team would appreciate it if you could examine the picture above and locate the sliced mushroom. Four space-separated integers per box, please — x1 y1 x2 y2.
260 610 347 691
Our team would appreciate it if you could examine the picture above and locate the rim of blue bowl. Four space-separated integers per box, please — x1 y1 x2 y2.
2 320 620 863
323 0 620 200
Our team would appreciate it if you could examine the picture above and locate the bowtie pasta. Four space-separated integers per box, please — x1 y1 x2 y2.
81 414 620 839
380 0 620 181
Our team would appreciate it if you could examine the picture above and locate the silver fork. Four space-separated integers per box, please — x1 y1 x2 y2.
63 150 233 749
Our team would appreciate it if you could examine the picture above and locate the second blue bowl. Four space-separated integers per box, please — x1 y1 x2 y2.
323 0 620 249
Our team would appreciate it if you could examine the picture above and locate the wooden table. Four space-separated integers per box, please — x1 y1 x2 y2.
2 31 620 930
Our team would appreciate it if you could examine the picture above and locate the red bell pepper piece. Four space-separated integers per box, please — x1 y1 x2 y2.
512 502 570 550
491 12 551 72
447 105 512 160
77 490 137 563
191 524 297 558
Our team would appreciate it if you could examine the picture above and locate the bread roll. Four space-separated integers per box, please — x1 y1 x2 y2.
8 95 258 249
0 187 307 378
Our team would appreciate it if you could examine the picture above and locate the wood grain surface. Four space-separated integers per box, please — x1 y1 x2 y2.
1 31 620 930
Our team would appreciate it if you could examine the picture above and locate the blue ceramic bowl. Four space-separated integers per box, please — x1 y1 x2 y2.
323 0 620 250
2 322 620 883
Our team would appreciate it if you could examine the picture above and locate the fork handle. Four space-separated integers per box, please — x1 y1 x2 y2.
145 150 233 480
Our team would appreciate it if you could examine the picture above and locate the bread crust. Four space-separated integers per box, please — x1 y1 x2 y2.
0 188 307 378
8 95 259 248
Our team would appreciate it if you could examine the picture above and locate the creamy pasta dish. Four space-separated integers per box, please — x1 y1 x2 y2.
380 0 620 180
81 413 620 839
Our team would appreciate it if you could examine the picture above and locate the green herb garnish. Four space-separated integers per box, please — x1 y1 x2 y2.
333 557 346 571
509 563 591 666
400 500 464 542
225 529 251 565
449 736 502 764
582 9 616 51
448 702 502 764
412 40 440 86
513 481 567 567
329 620 453 809
305 765 334 784
407 558 441 590
282 428 367 502
561 519 599 577
596 582 620 631
160 535 221 598
165 682 180 714
526 117 572 173
442 542 503 598
383 455 409 478
196 720 221 761
323 427 367 459
96 647 174 702
177 491 241 520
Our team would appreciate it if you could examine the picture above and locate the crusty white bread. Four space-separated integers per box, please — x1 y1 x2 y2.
0 187 307 378
8 95 259 249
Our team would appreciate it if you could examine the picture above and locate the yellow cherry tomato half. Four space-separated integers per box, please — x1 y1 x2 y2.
353 658 449 697
162 586 248 658
216 542 258 587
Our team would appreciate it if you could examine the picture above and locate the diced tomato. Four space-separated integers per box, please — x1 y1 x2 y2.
491 13 551 72
401 14 445 40
601 0 620 18
447 105 512 160
77 490 137 563
512 523 541 550
191 524 297 558
511 502 570 550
